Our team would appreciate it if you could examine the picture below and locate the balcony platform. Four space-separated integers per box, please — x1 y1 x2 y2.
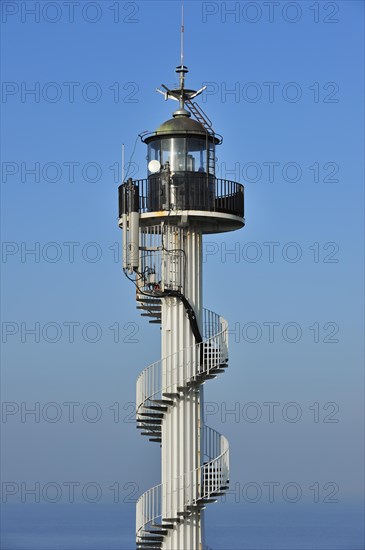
119 209 244 234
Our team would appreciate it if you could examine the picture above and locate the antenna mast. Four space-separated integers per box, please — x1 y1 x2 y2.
177 0 186 108
180 0 184 68
156 1 208 111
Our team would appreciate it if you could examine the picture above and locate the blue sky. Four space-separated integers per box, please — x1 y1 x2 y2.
1 0 364 547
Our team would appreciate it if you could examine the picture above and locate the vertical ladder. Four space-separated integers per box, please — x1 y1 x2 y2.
185 98 216 176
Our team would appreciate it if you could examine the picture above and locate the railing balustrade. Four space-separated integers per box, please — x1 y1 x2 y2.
119 177 244 218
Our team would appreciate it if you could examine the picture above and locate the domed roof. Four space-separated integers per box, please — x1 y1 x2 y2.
156 114 206 135
143 110 219 143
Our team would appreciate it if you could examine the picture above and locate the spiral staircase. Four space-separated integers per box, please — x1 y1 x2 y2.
135 306 230 549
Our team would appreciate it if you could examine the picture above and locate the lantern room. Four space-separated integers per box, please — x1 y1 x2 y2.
142 109 220 212
144 110 219 176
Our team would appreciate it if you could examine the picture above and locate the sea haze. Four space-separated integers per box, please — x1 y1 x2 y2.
1 501 364 550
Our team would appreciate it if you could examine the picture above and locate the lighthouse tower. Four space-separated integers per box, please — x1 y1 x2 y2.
119 60 245 549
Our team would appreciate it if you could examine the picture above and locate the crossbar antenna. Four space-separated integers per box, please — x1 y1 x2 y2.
156 1 208 111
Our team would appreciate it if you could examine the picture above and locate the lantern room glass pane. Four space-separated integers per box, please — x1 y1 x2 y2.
186 138 206 173
159 138 186 172
148 142 160 161
147 142 161 174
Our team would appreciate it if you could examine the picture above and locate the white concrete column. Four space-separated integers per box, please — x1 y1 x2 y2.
161 224 204 550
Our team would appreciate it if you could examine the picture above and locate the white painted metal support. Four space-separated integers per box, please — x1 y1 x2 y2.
161 225 203 550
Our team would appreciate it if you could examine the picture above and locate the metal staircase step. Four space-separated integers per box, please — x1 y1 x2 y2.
143 426 161 431
136 295 162 304
153 399 174 406
136 416 162 423
138 425 161 430
136 424 161 429
197 498 218 504
146 528 169 536
152 522 174 530
187 374 217 386
140 535 164 541
185 503 205 510
146 405 168 412
141 313 162 318
137 427 161 433
138 432 161 438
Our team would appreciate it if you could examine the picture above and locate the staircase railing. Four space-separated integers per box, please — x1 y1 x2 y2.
136 308 230 548
136 309 227 416
136 428 229 543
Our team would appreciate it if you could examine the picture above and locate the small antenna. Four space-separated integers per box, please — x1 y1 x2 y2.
122 144 125 183
180 0 184 68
